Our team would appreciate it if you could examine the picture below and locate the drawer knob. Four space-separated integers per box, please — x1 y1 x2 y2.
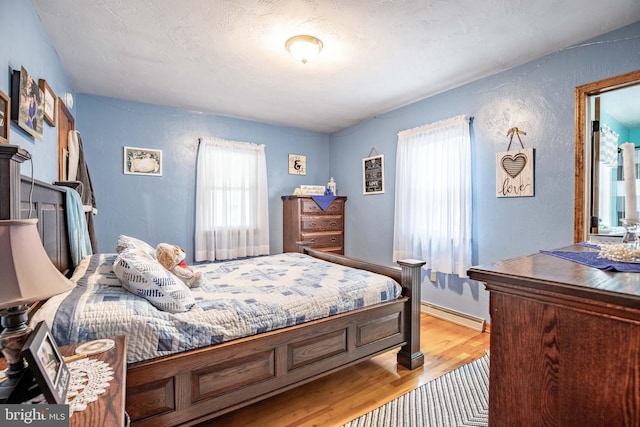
309 222 317 227
310 239 316 243
329 221 337 226
330 237 337 242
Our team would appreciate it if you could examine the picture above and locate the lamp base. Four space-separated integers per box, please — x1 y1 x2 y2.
0 305 43 403
0 368 41 403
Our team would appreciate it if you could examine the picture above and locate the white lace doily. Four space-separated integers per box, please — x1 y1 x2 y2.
66 358 114 414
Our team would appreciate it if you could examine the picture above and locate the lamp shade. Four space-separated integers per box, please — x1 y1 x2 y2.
0 219 74 309
285 35 323 64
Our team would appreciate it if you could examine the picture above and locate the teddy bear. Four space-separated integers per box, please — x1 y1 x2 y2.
156 243 203 288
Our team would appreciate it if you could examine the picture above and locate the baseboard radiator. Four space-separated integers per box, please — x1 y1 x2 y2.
420 302 486 332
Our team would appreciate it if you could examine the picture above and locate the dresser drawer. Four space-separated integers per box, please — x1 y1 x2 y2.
300 215 343 232
300 231 343 248
301 198 344 215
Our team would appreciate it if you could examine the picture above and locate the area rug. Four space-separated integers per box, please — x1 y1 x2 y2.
342 353 489 427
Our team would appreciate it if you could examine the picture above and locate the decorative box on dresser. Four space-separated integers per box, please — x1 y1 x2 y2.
468 245 640 427
282 195 347 254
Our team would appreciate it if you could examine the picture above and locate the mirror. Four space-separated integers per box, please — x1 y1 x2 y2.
574 69 640 242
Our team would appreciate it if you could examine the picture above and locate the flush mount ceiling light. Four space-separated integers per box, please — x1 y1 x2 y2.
285 35 323 64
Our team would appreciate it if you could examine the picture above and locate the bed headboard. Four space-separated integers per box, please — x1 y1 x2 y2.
0 145 72 275
20 176 72 275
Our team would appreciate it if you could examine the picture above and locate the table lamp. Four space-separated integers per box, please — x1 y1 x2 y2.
0 219 74 403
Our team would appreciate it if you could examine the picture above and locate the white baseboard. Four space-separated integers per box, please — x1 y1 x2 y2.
420 302 486 332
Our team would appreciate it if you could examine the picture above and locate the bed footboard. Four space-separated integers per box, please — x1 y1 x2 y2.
302 248 425 369
127 300 406 426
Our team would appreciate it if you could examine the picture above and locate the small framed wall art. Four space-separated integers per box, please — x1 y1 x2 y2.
38 79 57 126
124 146 162 176
362 154 384 195
496 147 534 197
21 321 70 404
496 128 534 197
0 89 9 144
10 66 43 140
288 154 306 175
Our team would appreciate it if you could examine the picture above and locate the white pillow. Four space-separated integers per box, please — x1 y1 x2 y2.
113 249 196 313
115 235 157 259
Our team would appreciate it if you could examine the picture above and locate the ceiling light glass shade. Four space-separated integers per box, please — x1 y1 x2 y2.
285 35 323 64
0 219 74 308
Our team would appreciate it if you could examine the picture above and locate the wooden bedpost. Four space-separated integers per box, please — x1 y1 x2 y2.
0 144 30 219
295 241 314 253
396 258 426 370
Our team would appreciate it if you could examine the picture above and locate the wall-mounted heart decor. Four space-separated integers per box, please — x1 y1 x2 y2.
495 147 534 197
501 153 527 178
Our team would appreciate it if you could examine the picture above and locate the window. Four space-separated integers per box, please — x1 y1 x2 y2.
195 137 269 261
392 115 472 277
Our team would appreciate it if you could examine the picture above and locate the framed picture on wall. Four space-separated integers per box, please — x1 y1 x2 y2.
124 146 162 176
362 154 384 195
38 79 57 126
288 154 306 175
10 66 43 140
0 89 9 144
21 321 70 404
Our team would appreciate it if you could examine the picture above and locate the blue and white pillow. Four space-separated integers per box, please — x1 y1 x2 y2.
113 249 196 313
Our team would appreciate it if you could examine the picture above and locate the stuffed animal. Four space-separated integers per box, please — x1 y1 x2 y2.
156 243 202 288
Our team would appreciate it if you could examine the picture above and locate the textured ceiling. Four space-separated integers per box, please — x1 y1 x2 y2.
32 0 640 133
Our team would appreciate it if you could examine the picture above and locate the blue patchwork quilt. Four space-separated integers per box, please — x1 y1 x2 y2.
32 252 402 363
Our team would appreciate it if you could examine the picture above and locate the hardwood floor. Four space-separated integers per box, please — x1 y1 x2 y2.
198 314 490 427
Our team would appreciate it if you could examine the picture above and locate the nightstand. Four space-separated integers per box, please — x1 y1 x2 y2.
63 335 128 427
0 335 127 426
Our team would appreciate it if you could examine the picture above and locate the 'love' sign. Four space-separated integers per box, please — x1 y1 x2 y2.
496 148 534 197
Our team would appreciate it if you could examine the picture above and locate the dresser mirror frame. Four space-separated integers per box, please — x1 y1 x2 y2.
574 69 640 243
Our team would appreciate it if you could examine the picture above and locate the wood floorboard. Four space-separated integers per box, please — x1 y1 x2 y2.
196 313 490 427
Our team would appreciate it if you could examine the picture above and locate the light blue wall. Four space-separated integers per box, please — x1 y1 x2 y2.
0 0 76 180
329 21 640 320
75 95 329 256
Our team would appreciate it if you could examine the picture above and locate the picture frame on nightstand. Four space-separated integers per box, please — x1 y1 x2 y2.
21 321 70 404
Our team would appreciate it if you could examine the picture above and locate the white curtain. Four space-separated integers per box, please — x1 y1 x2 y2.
392 115 472 277
195 137 270 261
616 142 640 225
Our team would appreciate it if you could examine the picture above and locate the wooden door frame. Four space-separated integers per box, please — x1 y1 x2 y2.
574 69 640 242
57 99 75 181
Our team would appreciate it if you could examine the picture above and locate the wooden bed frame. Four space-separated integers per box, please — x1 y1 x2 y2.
0 145 425 427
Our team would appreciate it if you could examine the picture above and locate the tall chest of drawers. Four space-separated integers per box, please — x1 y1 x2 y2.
282 195 347 254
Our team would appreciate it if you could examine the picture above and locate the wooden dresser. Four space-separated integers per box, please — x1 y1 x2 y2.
468 245 640 427
282 195 346 254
